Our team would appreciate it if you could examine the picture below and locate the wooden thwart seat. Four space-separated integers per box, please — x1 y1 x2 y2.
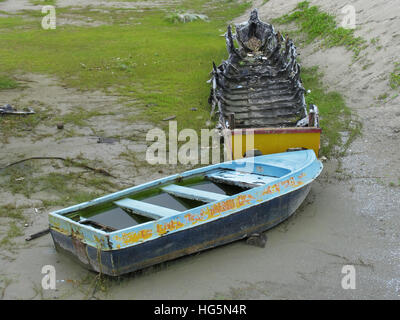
206 169 276 188
114 198 179 220
114 184 230 220
162 184 228 203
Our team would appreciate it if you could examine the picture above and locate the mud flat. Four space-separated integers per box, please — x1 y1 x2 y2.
1 0 400 299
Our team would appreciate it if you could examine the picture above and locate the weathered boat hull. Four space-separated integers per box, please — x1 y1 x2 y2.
49 150 322 276
209 9 308 129
50 184 311 276
209 9 321 157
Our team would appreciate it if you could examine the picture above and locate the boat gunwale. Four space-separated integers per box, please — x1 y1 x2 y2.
48 150 322 249
230 127 322 135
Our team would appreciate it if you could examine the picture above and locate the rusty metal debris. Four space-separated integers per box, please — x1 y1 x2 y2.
209 9 317 129
0 104 35 115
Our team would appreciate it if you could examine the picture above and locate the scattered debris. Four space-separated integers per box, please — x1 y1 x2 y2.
146 103 157 108
25 228 50 242
0 104 35 115
246 233 267 248
163 115 176 121
0 156 115 178
165 12 208 24
97 137 118 144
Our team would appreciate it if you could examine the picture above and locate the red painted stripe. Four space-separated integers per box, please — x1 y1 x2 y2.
230 127 322 135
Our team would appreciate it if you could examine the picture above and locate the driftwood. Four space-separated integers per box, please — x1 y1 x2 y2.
0 156 115 178
0 104 35 115
209 9 310 129
25 228 50 241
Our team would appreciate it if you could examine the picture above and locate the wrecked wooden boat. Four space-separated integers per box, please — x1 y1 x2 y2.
49 149 322 276
209 9 321 158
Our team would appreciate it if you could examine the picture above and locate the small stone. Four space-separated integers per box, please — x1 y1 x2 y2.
57 123 64 130
246 233 267 248
97 137 117 144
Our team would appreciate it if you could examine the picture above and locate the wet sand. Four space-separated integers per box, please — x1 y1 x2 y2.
1 0 400 299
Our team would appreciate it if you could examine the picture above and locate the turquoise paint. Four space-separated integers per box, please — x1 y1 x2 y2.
49 150 323 251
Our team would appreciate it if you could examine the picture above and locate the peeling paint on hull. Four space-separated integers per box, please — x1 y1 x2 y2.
50 184 311 276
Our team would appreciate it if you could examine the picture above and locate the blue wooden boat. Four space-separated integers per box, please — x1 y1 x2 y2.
48 150 322 276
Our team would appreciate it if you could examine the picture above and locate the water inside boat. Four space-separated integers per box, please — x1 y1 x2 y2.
63 174 249 232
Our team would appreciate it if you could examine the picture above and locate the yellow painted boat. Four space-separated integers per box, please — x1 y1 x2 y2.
225 127 321 160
